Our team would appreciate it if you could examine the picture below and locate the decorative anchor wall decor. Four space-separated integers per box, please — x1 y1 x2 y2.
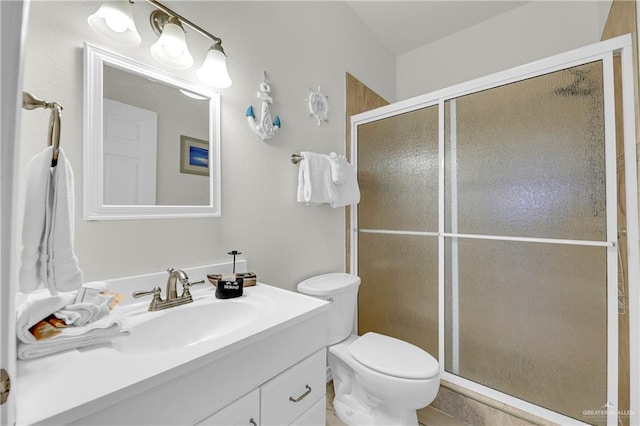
246 72 281 140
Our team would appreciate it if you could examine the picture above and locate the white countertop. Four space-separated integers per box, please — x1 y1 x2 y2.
16 279 328 425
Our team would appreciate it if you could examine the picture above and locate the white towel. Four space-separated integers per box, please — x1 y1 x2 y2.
55 295 111 326
330 160 360 208
17 315 131 360
16 289 76 344
329 152 348 185
16 282 113 343
19 146 83 294
19 148 50 293
296 152 337 206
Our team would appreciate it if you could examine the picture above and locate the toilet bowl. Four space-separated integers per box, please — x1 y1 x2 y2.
297 273 440 426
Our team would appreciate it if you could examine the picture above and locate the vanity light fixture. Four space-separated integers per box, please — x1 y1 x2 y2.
88 0 232 88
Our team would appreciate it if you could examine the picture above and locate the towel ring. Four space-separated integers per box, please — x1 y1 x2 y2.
48 103 62 167
22 92 63 167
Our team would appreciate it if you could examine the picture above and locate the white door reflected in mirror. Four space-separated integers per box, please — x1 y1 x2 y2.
103 99 158 205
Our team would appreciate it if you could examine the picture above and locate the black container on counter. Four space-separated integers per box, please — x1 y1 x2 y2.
214 274 244 299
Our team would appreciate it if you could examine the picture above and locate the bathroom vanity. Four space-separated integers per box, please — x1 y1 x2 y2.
16 264 329 425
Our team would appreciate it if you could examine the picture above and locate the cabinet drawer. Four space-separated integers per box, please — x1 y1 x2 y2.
196 388 260 426
261 349 326 426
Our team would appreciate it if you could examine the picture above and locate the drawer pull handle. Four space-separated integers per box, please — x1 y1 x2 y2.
289 384 312 403
249 418 257 426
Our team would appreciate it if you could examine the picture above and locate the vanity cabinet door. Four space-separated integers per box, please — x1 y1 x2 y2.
196 388 260 426
260 349 326 426
291 395 326 426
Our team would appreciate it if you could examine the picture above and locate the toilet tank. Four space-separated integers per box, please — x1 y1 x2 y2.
297 273 361 345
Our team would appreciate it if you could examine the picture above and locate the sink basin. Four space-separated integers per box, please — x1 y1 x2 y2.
113 295 262 354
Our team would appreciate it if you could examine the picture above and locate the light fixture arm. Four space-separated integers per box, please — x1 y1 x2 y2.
144 0 223 46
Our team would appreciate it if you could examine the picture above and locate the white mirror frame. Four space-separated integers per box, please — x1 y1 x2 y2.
83 42 221 220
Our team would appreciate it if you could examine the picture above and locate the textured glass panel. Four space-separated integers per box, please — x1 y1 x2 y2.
358 233 438 358
445 238 607 424
358 106 439 232
444 61 606 241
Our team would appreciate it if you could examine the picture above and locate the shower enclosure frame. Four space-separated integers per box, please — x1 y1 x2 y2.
350 35 639 426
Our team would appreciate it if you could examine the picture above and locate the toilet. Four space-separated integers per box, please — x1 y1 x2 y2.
297 273 439 426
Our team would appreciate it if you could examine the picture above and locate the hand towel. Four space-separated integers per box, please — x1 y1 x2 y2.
17 315 131 360
330 160 360 208
19 147 83 294
296 151 337 206
16 289 76 343
19 147 52 293
329 152 348 185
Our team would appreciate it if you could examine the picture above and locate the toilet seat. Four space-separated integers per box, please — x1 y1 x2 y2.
348 332 439 380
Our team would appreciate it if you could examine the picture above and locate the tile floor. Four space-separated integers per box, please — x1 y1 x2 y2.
325 382 466 426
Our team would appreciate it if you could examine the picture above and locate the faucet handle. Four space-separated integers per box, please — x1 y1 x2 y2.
132 287 162 311
132 286 161 299
181 280 205 299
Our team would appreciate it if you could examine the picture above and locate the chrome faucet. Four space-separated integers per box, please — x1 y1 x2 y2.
133 268 205 311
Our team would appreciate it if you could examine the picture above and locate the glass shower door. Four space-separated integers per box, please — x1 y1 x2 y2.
443 61 611 425
356 105 440 360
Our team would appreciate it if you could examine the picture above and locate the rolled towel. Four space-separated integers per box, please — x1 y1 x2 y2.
17 315 131 360
329 152 348 185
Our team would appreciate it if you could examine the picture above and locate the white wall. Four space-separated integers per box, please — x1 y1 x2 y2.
19 1 395 291
396 1 610 100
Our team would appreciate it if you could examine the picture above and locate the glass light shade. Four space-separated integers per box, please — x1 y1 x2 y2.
87 1 141 46
196 48 232 89
150 22 194 70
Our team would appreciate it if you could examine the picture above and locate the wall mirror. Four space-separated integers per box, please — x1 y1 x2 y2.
83 43 221 220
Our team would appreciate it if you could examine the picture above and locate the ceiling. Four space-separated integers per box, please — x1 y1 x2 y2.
346 1 528 56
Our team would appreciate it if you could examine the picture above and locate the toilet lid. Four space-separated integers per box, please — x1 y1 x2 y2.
348 332 439 380
297 273 360 296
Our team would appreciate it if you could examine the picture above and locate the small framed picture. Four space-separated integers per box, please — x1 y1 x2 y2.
180 135 209 176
